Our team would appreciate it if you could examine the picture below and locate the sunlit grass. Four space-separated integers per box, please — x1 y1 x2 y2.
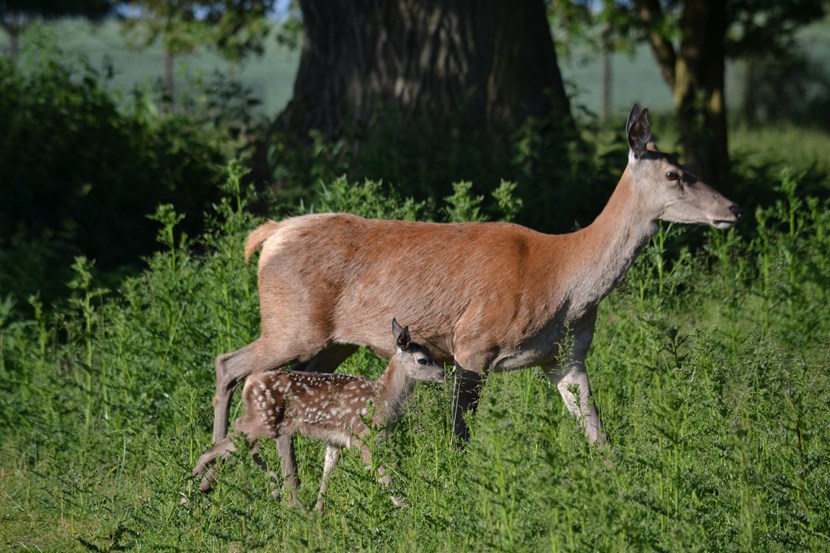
0 164 828 551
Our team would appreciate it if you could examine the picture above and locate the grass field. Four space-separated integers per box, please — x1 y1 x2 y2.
1 164 829 551
2 15 830 553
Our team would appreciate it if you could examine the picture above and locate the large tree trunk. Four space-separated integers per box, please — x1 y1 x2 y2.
638 0 730 189
263 0 573 191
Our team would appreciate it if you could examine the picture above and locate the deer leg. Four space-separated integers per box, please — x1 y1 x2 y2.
211 338 293 444
193 436 238 492
314 443 341 512
249 443 282 499
292 344 358 374
452 366 484 444
357 443 405 507
545 308 606 445
275 434 300 507
546 361 606 445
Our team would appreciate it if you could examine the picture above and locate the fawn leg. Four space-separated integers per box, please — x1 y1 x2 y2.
314 443 341 512
275 434 300 507
249 443 282 498
357 443 405 507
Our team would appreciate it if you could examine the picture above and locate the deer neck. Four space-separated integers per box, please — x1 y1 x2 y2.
561 166 657 311
373 360 415 427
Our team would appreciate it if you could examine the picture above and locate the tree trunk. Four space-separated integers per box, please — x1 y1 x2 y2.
162 46 174 112
601 52 612 122
674 0 729 187
639 0 730 189
3 11 21 63
266 0 573 186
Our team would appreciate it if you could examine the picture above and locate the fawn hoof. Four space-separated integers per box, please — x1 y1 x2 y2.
390 495 406 508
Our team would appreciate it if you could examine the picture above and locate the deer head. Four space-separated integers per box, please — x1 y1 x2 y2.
392 318 444 384
626 104 742 229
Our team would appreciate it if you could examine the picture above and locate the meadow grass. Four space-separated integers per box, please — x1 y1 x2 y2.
1 161 828 552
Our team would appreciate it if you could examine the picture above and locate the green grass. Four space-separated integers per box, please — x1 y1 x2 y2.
0 163 829 551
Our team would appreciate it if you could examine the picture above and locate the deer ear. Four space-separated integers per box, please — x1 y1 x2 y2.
626 104 651 160
392 318 410 350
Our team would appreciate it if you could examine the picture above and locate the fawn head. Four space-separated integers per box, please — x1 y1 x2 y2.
391 319 444 384
625 104 742 229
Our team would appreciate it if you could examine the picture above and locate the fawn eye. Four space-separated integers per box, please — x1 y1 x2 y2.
666 171 680 181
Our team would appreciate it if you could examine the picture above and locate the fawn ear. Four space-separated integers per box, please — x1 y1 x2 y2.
626 104 651 161
392 318 411 350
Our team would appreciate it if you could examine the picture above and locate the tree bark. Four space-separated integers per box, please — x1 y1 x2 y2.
267 0 573 179
638 0 730 188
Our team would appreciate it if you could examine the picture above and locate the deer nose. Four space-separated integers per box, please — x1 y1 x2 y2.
729 204 743 220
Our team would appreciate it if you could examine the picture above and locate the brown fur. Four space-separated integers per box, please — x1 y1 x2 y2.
196 104 741 459
194 323 443 509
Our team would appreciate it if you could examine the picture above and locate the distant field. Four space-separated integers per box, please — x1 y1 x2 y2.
3 18 300 116
5 17 830 120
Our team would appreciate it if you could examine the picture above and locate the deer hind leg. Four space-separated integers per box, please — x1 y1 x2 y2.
275 434 300 508
292 344 359 374
211 337 296 444
193 436 238 492
314 443 341 512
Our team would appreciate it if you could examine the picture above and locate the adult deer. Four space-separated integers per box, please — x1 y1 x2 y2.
198 105 741 470
194 319 443 510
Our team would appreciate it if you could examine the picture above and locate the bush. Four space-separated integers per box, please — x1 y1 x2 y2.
0 53 229 306
0 166 828 551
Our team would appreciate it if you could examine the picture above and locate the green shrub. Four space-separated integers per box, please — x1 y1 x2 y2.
0 53 229 306
0 166 828 551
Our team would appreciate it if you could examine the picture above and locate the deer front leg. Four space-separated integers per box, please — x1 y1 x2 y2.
314 443 341 512
452 366 484 444
543 309 606 444
546 361 606 445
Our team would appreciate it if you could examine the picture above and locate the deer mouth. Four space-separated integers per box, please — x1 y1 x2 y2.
711 219 737 230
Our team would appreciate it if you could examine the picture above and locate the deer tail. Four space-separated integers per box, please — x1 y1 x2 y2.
244 221 281 263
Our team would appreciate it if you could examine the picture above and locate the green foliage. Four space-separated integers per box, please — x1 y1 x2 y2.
0 164 829 551
122 0 275 62
0 48 232 307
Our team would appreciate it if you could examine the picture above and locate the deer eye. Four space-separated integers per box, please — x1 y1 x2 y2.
417 358 430 365
666 171 680 181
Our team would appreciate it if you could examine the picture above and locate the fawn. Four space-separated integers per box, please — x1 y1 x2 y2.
193 319 444 510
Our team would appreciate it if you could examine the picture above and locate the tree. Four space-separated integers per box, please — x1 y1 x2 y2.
557 0 826 189
0 0 115 62
262 0 574 202
123 0 273 110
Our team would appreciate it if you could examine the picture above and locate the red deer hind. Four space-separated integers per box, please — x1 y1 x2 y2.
194 105 741 485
